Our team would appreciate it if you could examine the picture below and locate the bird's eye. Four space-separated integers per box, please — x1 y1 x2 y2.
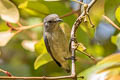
48 21 52 23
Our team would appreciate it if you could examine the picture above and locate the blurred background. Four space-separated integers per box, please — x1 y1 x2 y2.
0 0 120 78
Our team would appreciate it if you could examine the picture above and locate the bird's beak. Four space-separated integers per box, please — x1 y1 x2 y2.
56 18 63 22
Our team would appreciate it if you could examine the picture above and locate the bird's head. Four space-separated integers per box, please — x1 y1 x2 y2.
44 14 63 31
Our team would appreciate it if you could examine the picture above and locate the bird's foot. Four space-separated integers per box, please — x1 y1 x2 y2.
64 56 76 61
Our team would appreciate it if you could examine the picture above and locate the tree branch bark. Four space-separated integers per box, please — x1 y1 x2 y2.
70 0 97 79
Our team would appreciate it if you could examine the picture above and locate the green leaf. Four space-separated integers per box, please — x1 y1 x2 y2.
35 37 47 55
111 35 117 45
78 54 120 80
34 53 53 70
0 0 19 23
104 0 120 21
34 37 53 69
116 33 120 50
19 1 50 18
18 0 28 8
111 33 120 50
115 6 120 23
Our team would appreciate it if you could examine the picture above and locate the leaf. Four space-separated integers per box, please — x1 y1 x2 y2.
18 0 28 8
34 37 53 69
111 33 120 50
0 0 19 23
0 31 15 46
19 1 49 18
104 0 120 21
35 37 47 55
97 54 120 65
78 54 120 80
115 6 120 23
21 40 37 52
116 33 120 50
77 43 87 52
111 35 117 45
34 53 53 70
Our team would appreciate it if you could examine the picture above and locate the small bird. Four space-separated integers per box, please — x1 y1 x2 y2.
43 14 71 72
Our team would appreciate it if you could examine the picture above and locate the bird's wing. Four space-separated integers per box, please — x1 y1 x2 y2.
43 34 61 67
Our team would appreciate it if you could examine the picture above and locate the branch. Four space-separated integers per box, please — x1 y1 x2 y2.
0 69 12 77
18 23 43 30
60 9 80 18
70 0 97 79
0 76 72 80
103 15 120 30
0 75 84 80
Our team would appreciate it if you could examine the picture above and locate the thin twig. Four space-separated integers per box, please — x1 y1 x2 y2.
103 15 120 30
6 22 18 31
17 22 23 27
87 14 94 27
72 0 84 5
77 50 97 63
0 75 84 80
0 69 12 77
60 9 80 18
18 23 43 30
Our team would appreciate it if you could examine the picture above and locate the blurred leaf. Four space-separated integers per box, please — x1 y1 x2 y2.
35 37 47 55
97 54 120 65
19 1 49 18
104 0 120 21
27 17 43 33
87 45 104 57
11 0 28 5
34 53 53 70
111 33 120 50
115 6 120 23
34 37 53 70
111 35 117 45
78 54 120 80
44 0 60 1
18 0 28 8
21 40 37 52
107 75 120 80
0 31 15 46
0 21 10 31
0 0 19 23
116 33 120 50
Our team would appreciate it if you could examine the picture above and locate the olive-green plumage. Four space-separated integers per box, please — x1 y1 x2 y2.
43 14 71 72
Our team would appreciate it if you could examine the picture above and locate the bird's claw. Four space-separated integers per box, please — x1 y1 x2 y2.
64 56 76 61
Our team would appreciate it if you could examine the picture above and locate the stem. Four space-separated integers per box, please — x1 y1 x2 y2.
18 23 43 30
70 0 97 79
103 15 120 30
0 76 84 80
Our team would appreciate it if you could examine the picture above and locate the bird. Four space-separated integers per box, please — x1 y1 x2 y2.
43 14 71 73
